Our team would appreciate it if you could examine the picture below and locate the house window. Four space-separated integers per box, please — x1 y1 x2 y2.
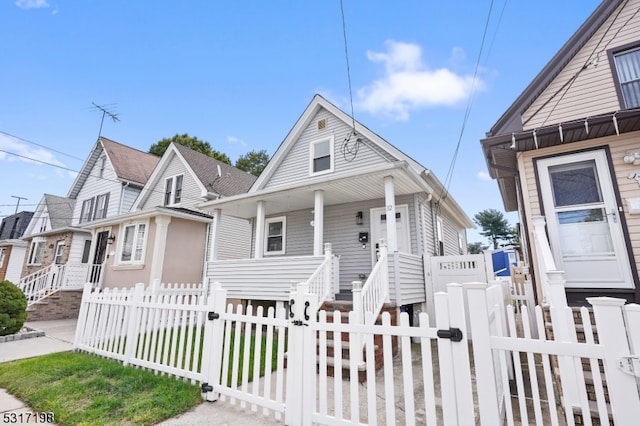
309 137 334 175
81 239 91 264
164 174 183 206
458 232 465 255
612 46 640 109
28 239 45 265
94 193 109 220
80 198 94 223
54 240 65 264
0 248 5 268
264 216 286 255
98 155 106 178
39 214 48 233
119 223 147 263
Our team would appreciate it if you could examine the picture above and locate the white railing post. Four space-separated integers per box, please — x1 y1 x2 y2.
351 280 364 367
123 283 145 367
379 240 390 302
324 243 334 300
201 282 228 402
588 297 640 422
531 216 557 304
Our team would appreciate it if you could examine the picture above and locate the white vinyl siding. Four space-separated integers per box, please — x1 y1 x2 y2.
141 157 202 209
216 215 252 260
69 233 92 263
121 186 141 213
522 1 640 128
264 109 397 189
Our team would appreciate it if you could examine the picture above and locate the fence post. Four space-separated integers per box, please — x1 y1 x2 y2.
465 282 501 425
300 283 318 426
73 282 94 349
122 283 145 367
445 283 475 425
285 282 306 426
588 297 640 421
201 282 228 402
351 281 364 367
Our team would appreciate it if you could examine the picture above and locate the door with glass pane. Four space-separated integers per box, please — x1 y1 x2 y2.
537 150 633 288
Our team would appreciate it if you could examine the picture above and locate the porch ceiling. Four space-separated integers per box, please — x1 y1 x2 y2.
203 163 430 218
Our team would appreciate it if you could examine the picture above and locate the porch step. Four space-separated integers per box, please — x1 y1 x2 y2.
334 291 352 301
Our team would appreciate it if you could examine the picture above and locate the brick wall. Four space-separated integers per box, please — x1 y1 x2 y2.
21 231 73 278
26 289 83 321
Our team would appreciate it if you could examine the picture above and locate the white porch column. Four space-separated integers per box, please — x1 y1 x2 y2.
208 209 222 261
384 175 398 253
255 200 266 259
150 215 171 284
313 190 324 256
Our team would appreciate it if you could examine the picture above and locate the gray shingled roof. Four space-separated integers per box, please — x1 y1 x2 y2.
173 143 256 197
44 194 75 229
101 137 159 185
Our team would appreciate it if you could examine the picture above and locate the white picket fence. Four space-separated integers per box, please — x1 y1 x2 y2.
74 279 640 425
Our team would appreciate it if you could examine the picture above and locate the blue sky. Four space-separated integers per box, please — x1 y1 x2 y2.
0 0 600 245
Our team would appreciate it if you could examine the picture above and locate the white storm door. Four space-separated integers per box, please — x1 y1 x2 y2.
538 150 633 288
370 205 411 264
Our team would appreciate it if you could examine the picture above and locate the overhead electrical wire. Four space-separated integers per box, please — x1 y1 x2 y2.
339 0 360 163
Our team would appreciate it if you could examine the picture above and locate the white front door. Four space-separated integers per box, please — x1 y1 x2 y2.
370 204 411 265
537 150 633 288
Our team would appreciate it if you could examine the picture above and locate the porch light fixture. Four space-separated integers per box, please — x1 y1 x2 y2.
624 152 640 165
356 211 363 225
107 234 116 244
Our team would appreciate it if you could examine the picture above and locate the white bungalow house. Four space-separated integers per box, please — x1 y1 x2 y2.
83 142 256 289
200 94 474 316
481 0 640 305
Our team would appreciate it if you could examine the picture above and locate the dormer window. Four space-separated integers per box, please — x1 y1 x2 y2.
309 136 334 176
164 174 184 206
610 44 640 109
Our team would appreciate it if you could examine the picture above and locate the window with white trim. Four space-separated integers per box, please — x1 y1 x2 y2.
94 193 109 220
0 247 5 268
611 45 640 108
309 137 334 175
54 240 65 264
436 216 444 256
39 214 48 233
80 193 110 223
28 239 45 265
80 198 94 223
119 222 147 263
264 216 286 255
164 174 184 206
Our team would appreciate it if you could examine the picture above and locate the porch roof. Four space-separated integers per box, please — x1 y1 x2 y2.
199 161 432 219
81 206 213 229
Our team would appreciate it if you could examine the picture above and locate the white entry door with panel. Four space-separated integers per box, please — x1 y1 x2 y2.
537 150 633 288
370 204 411 264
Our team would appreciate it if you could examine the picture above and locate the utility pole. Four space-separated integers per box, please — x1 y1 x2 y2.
11 195 27 214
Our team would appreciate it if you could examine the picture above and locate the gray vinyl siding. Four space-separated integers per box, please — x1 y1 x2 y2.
441 212 466 256
120 186 141 213
217 215 252 260
249 194 424 292
264 109 397 189
388 253 426 305
142 156 203 209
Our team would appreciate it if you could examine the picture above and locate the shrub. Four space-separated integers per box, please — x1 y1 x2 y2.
0 280 27 336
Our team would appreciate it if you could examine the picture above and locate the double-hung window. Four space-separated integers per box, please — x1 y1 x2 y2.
28 239 45 265
164 174 184 206
611 45 640 109
264 216 286 255
119 222 147 263
54 240 65 264
80 198 94 223
309 137 334 175
80 193 109 223
0 247 5 268
94 193 109 220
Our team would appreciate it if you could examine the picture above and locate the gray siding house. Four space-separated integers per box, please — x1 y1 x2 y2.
201 94 474 313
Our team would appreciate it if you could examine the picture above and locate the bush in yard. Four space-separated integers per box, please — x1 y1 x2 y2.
0 280 27 336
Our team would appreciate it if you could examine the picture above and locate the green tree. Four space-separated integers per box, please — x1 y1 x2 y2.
473 209 513 250
0 280 27 336
235 149 269 176
467 241 488 254
149 133 231 164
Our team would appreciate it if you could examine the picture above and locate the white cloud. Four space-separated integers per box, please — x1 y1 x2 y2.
0 134 66 169
477 171 492 181
357 40 483 121
15 0 49 9
227 136 247 147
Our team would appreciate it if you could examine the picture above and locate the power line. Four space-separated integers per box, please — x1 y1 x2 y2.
0 130 86 162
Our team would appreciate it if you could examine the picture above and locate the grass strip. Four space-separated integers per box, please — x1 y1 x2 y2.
0 351 201 426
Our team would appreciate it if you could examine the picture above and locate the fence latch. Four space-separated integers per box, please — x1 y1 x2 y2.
437 328 463 342
201 382 213 393
618 355 640 378
207 312 220 321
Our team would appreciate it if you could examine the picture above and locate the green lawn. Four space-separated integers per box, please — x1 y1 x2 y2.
0 351 201 426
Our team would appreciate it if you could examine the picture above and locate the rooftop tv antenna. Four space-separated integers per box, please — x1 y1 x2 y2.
91 102 120 139
11 195 27 214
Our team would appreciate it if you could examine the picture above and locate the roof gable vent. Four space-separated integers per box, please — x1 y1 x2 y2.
317 118 327 131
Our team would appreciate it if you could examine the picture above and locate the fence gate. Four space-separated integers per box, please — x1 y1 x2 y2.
200 283 479 425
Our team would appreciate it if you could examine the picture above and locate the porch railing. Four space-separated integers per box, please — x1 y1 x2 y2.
18 263 104 306
305 243 335 306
